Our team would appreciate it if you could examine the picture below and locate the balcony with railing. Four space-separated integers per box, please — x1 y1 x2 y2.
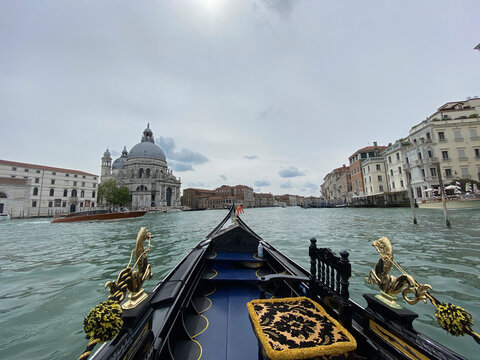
413 157 439 167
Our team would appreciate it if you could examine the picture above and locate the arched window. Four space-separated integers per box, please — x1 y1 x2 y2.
0 192 7 199
71 189 77 197
139 168 144 178
63 189 67 197
146 168 151 178
80 190 85 197
33 188 38 196
49 188 54 196
136 185 148 191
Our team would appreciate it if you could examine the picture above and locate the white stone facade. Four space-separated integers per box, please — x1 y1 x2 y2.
405 98 480 200
384 141 407 193
362 157 387 195
0 159 98 217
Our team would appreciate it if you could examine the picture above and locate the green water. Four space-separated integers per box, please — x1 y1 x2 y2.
0 207 479 359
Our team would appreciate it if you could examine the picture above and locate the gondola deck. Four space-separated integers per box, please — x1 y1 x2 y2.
172 250 268 360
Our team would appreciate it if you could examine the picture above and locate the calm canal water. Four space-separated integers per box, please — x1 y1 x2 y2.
0 207 479 359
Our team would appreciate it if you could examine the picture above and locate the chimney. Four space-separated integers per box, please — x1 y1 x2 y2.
373 141 378 148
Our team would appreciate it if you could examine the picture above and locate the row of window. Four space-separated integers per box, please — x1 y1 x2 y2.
31 178 95 187
11 167 96 180
438 128 478 142
32 188 96 198
440 149 480 160
31 200 95 208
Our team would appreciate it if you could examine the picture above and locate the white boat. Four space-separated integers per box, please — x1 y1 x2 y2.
0 213 10 220
418 196 480 210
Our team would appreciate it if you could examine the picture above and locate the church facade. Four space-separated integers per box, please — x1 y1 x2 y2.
101 125 181 210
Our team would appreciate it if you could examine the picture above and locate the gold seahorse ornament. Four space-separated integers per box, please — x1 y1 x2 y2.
105 227 153 309
366 236 432 308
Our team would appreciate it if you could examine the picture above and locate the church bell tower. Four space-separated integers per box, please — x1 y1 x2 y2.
101 148 112 181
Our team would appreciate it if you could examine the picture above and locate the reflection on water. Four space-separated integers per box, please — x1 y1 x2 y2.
0 207 479 359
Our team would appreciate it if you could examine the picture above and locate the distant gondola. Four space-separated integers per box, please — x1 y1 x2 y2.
79 205 476 360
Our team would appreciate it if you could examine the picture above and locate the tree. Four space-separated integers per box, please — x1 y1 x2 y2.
114 186 130 206
98 179 131 207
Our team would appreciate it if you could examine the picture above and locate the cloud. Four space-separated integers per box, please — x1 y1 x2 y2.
157 136 208 172
109 149 120 157
280 181 294 189
261 0 299 20
278 166 305 178
254 180 271 187
244 155 259 160
219 175 227 181
169 161 193 172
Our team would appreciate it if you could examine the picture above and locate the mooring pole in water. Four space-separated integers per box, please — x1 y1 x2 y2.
436 162 451 228
405 169 417 225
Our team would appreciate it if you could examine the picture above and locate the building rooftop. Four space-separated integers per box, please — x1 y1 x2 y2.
0 159 97 177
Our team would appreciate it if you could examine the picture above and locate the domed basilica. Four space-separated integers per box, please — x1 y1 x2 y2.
101 125 181 209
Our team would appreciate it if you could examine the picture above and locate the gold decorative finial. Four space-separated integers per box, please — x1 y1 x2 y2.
105 227 153 309
366 236 431 308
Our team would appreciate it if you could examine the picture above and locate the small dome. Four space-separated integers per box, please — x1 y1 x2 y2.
112 157 126 169
103 149 111 157
112 146 128 169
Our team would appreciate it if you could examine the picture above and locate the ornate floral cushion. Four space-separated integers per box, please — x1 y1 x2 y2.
247 297 357 360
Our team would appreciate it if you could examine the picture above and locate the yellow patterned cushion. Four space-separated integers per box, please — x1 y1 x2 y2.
247 297 357 360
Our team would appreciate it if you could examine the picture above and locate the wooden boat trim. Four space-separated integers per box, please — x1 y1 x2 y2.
52 210 147 223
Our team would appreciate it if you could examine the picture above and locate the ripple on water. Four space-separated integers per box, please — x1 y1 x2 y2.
0 207 479 359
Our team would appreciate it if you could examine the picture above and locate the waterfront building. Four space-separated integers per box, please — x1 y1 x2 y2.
0 177 30 217
362 156 387 196
182 188 215 210
297 196 304 207
384 140 408 194
213 185 255 208
321 165 349 205
404 98 480 200
277 194 298 206
232 185 255 208
101 125 182 210
348 142 387 198
0 159 98 217
254 193 273 207
182 184 256 210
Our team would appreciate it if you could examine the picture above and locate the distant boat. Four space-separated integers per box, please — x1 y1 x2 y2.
0 213 10 220
51 209 147 223
418 196 480 210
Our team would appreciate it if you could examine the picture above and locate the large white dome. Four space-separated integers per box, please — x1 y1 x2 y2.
127 125 166 161
128 141 166 161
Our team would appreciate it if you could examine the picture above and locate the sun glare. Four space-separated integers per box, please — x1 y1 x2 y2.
203 0 224 16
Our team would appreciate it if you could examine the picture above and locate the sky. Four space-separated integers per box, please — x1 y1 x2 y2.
1 1 479 196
